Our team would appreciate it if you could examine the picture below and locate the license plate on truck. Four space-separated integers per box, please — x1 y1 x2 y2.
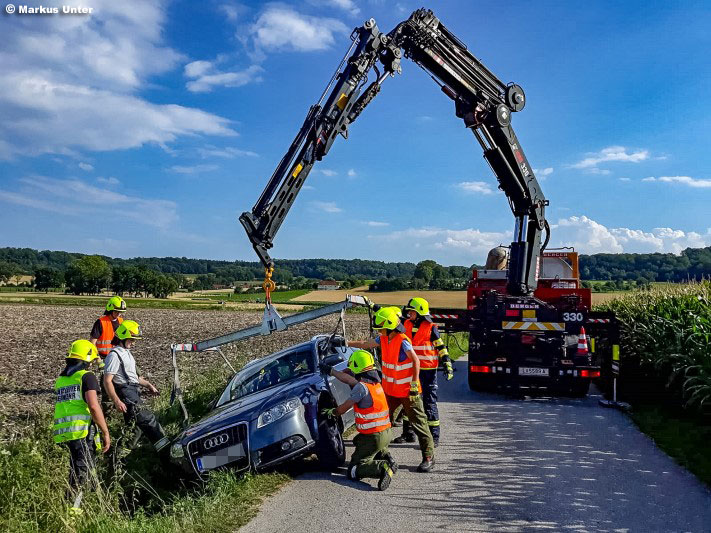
518 367 549 377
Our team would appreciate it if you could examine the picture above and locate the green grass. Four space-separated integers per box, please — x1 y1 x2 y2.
0 368 288 533
630 403 711 487
203 289 309 303
442 332 468 360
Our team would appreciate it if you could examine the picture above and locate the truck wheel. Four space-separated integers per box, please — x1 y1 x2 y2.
315 415 346 471
468 373 492 392
569 381 590 398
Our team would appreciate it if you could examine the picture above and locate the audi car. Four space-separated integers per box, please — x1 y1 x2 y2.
169 334 355 477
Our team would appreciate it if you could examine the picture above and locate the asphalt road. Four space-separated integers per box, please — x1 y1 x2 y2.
241 360 711 533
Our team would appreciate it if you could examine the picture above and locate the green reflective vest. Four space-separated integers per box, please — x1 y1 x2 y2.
53 369 92 443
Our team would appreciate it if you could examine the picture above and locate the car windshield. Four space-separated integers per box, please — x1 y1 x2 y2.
219 349 314 405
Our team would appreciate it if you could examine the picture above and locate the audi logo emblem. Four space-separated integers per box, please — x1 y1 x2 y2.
203 433 229 450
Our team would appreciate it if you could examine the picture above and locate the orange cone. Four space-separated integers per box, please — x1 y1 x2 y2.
577 327 589 355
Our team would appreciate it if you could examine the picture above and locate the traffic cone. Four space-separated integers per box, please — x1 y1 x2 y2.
577 327 589 355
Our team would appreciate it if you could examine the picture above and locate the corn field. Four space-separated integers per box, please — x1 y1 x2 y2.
596 281 711 411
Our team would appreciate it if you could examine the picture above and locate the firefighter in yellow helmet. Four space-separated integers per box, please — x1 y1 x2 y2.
320 349 396 490
396 297 453 447
103 320 170 454
90 296 126 363
350 307 435 472
53 340 111 515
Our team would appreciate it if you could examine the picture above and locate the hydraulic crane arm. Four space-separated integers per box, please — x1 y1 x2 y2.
389 9 549 295
239 19 402 270
240 9 549 296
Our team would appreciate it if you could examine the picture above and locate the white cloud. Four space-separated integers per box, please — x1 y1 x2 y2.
319 169 338 176
375 227 509 260
309 0 360 15
364 221 390 227
571 146 649 173
184 61 263 93
311 201 342 213
551 215 711 254
251 6 348 52
198 146 258 158
456 181 495 195
533 167 553 179
0 176 177 229
78 162 94 172
643 175 711 188
219 3 248 22
347 168 357 178
619 177 631 182
169 164 219 174
0 2 235 159
301 185 315 190
97 176 120 186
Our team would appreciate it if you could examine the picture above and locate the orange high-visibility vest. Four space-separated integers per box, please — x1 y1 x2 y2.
96 315 122 357
354 381 392 434
379 333 421 398
404 320 439 370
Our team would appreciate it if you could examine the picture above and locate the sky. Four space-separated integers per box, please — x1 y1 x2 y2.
0 0 709 266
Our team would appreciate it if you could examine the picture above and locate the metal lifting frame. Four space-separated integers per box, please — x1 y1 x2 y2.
169 295 368 424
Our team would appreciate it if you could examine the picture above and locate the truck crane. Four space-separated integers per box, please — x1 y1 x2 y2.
239 9 619 396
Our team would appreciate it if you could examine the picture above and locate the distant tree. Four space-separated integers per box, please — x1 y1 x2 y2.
111 265 139 296
414 261 435 282
0 261 22 283
148 274 178 298
33 266 63 291
65 256 111 295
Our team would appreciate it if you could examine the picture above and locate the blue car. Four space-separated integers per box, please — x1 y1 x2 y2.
169 335 356 477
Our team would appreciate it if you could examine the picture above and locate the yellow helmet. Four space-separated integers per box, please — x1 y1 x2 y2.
106 296 127 313
115 320 142 340
404 297 430 317
348 349 376 374
383 306 403 318
373 307 402 331
67 339 98 363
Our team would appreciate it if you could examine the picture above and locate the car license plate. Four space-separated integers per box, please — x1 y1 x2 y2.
196 457 205 472
519 367 549 377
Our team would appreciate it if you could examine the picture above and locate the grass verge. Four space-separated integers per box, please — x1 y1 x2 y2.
0 367 288 533
630 403 711 487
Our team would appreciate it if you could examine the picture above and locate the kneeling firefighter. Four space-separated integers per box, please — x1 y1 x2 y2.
53 340 111 515
103 320 170 454
320 349 396 490
396 297 453 447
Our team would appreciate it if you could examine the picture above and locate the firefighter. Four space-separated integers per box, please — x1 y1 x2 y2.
320 349 396 490
396 297 453 447
103 320 170 454
350 307 435 472
53 339 111 515
90 296 126 363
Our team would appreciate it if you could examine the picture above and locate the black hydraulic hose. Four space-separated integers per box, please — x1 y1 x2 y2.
540 219 551 253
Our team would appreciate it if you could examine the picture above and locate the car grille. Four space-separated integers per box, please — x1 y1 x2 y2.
188 422 249 474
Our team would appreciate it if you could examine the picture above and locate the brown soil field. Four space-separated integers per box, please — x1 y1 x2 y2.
0 304 369 438
295 289 467 308
591 292 626 305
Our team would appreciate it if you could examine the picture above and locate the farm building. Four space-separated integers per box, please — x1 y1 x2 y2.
317 280 340 290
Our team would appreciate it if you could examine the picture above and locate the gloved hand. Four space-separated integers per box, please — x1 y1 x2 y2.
318 362 333 375
444 360 454 381
320 407 337 419
409 381 420 399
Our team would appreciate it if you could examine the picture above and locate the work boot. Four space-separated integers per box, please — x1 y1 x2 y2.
347 464 359 480
383 451 398 474
378 464 393 491
417 456 435 473
392 433 416 444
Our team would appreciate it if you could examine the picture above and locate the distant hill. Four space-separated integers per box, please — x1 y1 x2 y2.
1 245 710 283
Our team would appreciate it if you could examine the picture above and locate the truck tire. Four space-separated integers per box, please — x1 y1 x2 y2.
569 381 590 398
315 415 346 471
468 373 493 392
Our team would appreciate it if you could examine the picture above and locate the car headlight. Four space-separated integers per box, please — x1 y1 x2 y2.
257 397 301 428
170 442 185 459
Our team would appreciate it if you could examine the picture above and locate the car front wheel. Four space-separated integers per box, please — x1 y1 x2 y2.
315 415 345 471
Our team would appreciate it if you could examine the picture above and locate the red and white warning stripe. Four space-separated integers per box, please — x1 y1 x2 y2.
431 314 460 319
588 318 611 323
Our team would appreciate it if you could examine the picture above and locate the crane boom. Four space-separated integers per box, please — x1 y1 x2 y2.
240 9 549 295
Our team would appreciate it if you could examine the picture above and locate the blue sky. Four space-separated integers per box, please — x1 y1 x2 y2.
1 0 709 266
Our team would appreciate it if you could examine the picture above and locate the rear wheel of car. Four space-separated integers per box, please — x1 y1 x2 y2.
569 380 591 397
316 415 345 471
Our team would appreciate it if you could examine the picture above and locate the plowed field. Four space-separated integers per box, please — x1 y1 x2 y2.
0 304 370 438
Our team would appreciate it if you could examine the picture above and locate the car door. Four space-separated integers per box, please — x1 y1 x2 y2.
324 345 356 428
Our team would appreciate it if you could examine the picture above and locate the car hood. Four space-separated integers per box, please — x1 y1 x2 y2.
176 377 316 442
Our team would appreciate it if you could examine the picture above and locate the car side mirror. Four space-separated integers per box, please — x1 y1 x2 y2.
322 354 344 367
